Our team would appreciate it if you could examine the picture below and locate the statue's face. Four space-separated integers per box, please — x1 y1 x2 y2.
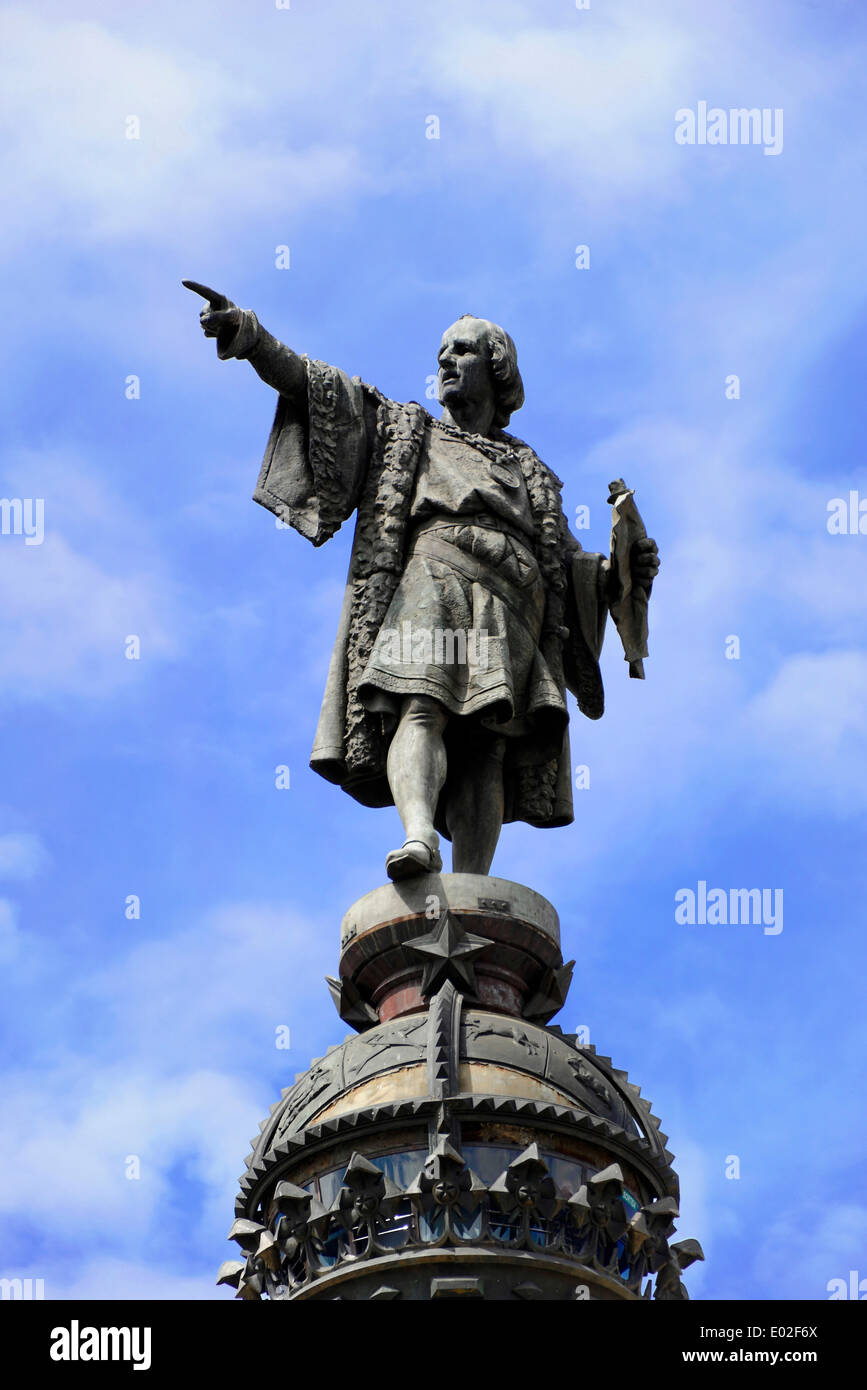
437 318 496 416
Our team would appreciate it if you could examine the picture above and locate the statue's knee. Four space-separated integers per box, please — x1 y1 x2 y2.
400 695 448 733
466 726 505 765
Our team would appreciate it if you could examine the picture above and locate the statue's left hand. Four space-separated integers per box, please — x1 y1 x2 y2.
630 537 659 593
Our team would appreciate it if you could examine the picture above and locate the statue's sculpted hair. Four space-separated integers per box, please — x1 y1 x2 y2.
458 313 525 428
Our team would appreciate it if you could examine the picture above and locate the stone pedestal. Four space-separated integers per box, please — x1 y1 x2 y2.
219 876 703 1301
335 873 569 1025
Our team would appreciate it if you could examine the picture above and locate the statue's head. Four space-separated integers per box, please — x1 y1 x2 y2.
437 315 524 429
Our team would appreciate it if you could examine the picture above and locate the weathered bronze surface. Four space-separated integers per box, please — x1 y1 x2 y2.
219 880 702 1301
186 285 659 881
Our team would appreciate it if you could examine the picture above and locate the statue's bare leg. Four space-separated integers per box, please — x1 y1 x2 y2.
385 695 448 880
446 733 506 876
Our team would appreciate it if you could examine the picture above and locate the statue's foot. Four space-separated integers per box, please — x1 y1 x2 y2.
385 839 442 882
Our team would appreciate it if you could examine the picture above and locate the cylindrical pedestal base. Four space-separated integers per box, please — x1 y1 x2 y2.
219 877 703 1301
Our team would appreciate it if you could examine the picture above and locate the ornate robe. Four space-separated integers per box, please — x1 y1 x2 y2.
247 347 612 834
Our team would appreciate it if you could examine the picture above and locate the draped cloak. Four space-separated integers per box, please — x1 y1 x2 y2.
251 354 612 836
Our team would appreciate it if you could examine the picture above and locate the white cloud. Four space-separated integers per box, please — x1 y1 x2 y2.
0 532 175 700
0 449 177 701
743 651 867 813
753 1202 867 1300
85 899 330 1070
0 832 47 879
0 1064 257 1252
667 1137 712 1296
431 11 697 207
39 1258 221 1302
0 8 371 255
0 893 335 1296
0 899 20 964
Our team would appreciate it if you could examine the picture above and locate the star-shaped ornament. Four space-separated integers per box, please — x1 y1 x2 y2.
405 909 492 997
523 960 575 1023
325 973 378 1030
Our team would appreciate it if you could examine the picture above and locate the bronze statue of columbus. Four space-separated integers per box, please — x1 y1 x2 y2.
185 282 660 881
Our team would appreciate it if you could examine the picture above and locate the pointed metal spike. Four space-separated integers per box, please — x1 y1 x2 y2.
216 1260 245 1289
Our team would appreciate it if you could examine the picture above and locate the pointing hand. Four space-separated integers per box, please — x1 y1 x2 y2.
183 280 244 357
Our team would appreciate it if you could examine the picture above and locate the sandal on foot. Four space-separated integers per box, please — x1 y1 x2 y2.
385 839 443 881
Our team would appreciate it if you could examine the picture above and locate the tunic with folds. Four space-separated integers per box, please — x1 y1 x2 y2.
360 421 563 743
237 330 613 838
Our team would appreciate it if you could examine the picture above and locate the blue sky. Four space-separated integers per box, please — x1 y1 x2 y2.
0 0 865 1300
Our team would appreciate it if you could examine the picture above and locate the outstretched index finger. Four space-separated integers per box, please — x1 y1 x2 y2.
182 280 230 311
